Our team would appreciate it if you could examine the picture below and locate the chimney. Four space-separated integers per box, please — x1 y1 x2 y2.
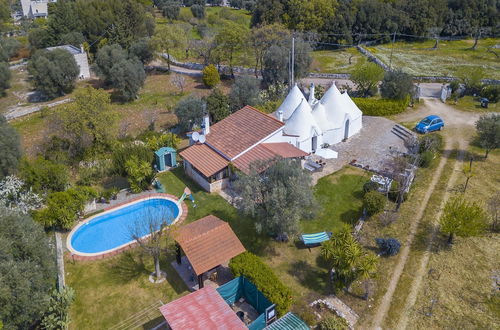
309 83 315 104
202 115 210 135
278 110 283 122
80 44 85 54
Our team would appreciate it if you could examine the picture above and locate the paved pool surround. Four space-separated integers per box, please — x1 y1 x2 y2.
67 193 188 261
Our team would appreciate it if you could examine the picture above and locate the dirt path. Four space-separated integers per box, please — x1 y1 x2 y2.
371 98 478 329
396 139 466 329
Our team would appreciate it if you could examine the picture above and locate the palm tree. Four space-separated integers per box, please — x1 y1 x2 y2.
321 226 378 293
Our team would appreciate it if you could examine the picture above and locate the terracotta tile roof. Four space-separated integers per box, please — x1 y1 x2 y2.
159 286 246 330
262 142 309 158
206 106 284 159
174 215 246 276
179 143 229 177
233 143 309 174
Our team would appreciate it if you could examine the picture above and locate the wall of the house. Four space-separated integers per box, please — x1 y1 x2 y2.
183 160 229 193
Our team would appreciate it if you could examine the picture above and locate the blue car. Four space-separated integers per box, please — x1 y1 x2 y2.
415 115 444 134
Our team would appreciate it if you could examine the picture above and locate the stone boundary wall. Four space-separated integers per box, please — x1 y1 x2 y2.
356 45 390 71
68 193 188 261
161 52 500 85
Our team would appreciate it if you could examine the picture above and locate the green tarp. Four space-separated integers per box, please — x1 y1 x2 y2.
216 276 273 330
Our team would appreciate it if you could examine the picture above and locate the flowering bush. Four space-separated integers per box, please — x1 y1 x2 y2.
0 175 43 214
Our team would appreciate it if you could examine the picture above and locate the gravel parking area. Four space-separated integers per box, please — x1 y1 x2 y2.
311 116 413 183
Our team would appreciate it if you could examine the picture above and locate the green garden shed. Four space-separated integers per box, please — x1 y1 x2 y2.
155 147 177 171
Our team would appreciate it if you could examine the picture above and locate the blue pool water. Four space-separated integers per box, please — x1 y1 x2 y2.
70 198 180 254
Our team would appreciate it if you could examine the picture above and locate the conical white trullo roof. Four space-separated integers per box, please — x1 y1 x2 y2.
283 100 320 141
319 83 347 128
275 84 307 121
312 102 333 131
340 92 363 120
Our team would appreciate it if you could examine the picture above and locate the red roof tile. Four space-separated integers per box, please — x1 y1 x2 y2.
179 143 229 177
206 106 284 159
233 143 309 174
174 215 246 276
159 286 246 330
262 142 309 158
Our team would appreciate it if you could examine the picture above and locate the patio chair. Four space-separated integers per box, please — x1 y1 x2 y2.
300 231 332 251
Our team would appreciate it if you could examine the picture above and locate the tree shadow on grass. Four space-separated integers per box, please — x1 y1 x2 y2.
108 251 149 282
287 259 330 295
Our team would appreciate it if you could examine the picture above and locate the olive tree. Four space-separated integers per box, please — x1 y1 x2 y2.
475 113 500 159
0 208 56 329
174 95 204 132
28 49 79 99
350 60 384 97
0 115 21 179
129 212 173 281
234 158 315 238
439 195 488 245
0 61 11 96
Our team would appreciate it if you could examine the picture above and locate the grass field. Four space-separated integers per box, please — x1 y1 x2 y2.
366 38 500 79
10 73 230 157
446 95 499 113
66 165 369 328
310 48 364 74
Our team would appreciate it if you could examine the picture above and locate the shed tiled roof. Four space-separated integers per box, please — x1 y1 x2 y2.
179 143 229 177
159 286 246 330
233 143 308 174
174 215 246 276
206 106 284 159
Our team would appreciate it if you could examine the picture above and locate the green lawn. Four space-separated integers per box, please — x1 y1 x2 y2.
446 95 499 113
66 166 369 328
310 48 364 74
366 38 500 79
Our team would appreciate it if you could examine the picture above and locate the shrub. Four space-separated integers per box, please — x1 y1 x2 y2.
41 287 75 330
419 134 443 154
352 97 409 116
375 238 401 256
418 150 434 168
111 144 153 176
162 2 180 20
19 157 69 193
125 155 153 193
202 64 220 88
363 191 386 216
229 252 293 316
0 61 11 96
388 180 408 202
380 69 415 100
481 85 500 103
191 4 205 19
449 80 460 94
363 180 379 194
318 314 349 330
34 186 97 229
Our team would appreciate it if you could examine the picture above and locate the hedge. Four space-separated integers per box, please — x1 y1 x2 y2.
352 96 409 116
229 252 292 316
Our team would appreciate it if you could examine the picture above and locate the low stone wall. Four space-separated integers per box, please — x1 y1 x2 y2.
356 45 389 71
309 72 351 79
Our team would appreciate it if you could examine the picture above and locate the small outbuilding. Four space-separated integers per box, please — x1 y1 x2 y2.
174 215 246 289
155 147 177 172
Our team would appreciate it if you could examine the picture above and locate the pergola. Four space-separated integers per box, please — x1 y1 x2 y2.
174 215 246 289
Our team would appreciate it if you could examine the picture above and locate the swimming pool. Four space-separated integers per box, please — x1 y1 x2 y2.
67 196 182 257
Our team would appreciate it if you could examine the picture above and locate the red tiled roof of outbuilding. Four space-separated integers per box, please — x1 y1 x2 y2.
159 286 246 330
